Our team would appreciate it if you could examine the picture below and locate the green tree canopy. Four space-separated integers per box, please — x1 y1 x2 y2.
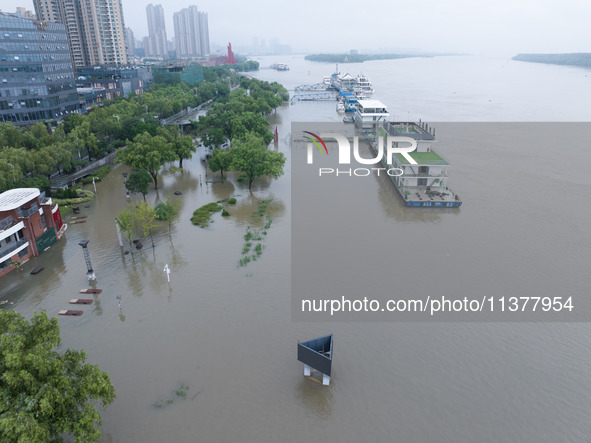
132 201 158 248
209 148 233 180
155 197 180 235
125 169 152 200
172 135 196 169
116 132 176 189
0 310 115 442
203 127 226 150
230 133 285 190
115 208 135 250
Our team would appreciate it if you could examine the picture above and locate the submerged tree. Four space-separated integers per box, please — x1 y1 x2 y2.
125 169 152 201
155 197 180 235
116 132 176 189
208 148 233 180
172 135 196 169
231 133 286 190
115 208 135 250
132 201 158 248
0 310 115 443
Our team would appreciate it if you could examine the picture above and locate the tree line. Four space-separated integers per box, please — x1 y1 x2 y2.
0 65 241 193
118 76 289 193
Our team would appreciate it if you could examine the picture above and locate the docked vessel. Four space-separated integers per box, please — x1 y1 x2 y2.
272 63 289 71
368 120 462 208
354 74 374 95
328 65 374 95
350 99 462 207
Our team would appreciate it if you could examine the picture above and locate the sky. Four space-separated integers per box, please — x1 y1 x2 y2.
6 0 591 55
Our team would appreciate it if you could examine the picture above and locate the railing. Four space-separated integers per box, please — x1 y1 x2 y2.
18 203 39 218
0 238 28 260
0 215 15 231
398 172 449 178
50 150 118 188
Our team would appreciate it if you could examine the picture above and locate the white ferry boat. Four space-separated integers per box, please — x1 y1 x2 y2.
272 63 289 71
354 74 374 95
328 68 374 95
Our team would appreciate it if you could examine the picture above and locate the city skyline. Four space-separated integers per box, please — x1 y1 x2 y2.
12 0 591 55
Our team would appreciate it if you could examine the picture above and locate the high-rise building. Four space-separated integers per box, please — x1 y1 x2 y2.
15 8 37 20
0 13 81 125
146 4 168 59
173 6 210 58
78 0 127 66
198 12 209 56
126 27 136 57
32 0 128 68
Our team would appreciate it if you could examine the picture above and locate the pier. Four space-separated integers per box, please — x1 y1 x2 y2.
294 83 332 91
290 91 337 104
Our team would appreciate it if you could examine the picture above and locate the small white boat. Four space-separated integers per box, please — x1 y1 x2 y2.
336 101 345 113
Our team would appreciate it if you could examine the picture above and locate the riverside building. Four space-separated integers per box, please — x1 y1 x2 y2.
0 13 81 125
0 188 63 278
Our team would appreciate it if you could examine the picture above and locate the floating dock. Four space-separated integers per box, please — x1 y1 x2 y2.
69 299 93 304
58 310 83 316
79 288 102 294
368 121 462 208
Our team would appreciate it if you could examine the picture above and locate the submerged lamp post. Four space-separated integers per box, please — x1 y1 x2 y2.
78 240 96 280
122 172 129 198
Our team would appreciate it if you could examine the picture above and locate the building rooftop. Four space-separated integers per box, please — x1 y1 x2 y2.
0 188 40 212
358 99 388 110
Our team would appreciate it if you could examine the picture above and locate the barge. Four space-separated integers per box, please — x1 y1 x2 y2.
368 121 462 207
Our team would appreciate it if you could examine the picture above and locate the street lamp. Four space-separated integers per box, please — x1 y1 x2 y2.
122 172 129 198
78 240 96 280
7 163 16 184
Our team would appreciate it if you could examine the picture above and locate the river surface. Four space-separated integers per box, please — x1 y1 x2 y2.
2 54 591 442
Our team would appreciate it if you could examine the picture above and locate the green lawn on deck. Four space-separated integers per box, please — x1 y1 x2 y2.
395 150 448 165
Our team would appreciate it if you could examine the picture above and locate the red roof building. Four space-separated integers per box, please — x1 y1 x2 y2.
0 188 63 277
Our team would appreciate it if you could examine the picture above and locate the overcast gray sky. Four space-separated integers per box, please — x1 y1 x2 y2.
9 0 591 55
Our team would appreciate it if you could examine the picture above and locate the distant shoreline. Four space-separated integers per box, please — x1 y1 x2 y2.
512 53 591 68
304 53 436 63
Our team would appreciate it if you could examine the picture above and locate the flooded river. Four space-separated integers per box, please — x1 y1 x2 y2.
2 55 591 442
